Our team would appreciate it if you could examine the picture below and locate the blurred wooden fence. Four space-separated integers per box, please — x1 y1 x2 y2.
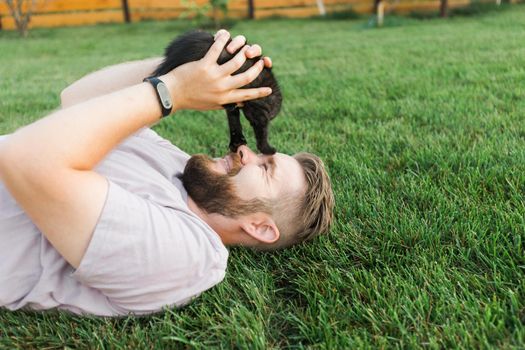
0 0 493 30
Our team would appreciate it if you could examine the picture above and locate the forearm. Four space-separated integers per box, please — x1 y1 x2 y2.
2 78 167 172
61 57 163 108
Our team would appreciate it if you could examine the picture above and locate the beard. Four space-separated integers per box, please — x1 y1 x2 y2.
180 153 271 217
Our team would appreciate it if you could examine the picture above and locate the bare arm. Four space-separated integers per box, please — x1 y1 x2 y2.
60 57 164 108
60 34 272 109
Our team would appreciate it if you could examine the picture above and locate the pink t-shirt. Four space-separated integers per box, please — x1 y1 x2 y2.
0 128 229 316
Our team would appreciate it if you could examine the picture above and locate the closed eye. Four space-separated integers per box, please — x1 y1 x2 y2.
258 156 275 178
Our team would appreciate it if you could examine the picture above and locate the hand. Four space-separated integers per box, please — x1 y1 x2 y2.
160 30 272 111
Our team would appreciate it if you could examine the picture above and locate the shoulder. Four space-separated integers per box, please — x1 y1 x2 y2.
73 179 228 315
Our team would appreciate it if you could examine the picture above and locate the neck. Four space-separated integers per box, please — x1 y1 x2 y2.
187 197 239 246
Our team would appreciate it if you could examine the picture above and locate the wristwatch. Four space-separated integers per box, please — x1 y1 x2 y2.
143 77 173 117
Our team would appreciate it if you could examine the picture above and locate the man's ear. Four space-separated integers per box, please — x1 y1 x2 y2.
239 213 280 244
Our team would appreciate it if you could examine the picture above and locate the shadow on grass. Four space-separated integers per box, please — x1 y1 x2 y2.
0 17 241 41
310 8 362 20
408 2 518 20
358 2 521 29
260 8 362 22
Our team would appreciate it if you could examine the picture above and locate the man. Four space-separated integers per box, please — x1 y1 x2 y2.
0 30 334 316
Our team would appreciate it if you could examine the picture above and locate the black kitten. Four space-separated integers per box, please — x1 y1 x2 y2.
151 30 281 155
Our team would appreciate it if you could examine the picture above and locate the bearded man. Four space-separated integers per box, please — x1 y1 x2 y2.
0 30 334 316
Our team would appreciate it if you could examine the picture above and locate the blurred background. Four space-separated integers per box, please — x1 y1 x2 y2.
1 0 522 36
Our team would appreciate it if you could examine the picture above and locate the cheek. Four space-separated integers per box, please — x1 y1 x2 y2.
232 168 266 199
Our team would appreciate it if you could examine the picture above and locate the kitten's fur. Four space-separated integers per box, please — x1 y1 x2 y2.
151 30 281 154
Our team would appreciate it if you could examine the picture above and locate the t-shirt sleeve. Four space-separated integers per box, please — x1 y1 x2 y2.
73 178 227 315
130 127 177 150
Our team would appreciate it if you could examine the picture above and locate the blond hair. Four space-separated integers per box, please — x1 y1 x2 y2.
258 152 335 250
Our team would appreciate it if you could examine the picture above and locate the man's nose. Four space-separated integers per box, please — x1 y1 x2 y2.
236 145 257 165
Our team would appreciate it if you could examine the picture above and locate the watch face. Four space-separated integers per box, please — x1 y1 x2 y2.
156 82 173 109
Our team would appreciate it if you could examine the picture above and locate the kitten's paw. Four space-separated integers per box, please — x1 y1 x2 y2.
258 144 276 155
229 140 247 153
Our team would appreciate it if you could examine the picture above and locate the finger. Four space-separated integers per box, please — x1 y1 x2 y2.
246 44 262 58
214 29 228 40
226 35 246 54
205 31 231 63
228 87 273 103
226 59 265 89
220 45 249 75
263 56 272 68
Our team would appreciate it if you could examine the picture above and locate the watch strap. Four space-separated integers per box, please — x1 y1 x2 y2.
143 77 172 118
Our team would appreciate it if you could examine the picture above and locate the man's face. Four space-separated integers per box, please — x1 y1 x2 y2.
181 145 306 218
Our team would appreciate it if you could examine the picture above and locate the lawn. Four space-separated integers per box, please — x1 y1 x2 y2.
1 6 525 349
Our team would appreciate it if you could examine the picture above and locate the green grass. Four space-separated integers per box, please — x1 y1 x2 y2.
1 6 525 349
